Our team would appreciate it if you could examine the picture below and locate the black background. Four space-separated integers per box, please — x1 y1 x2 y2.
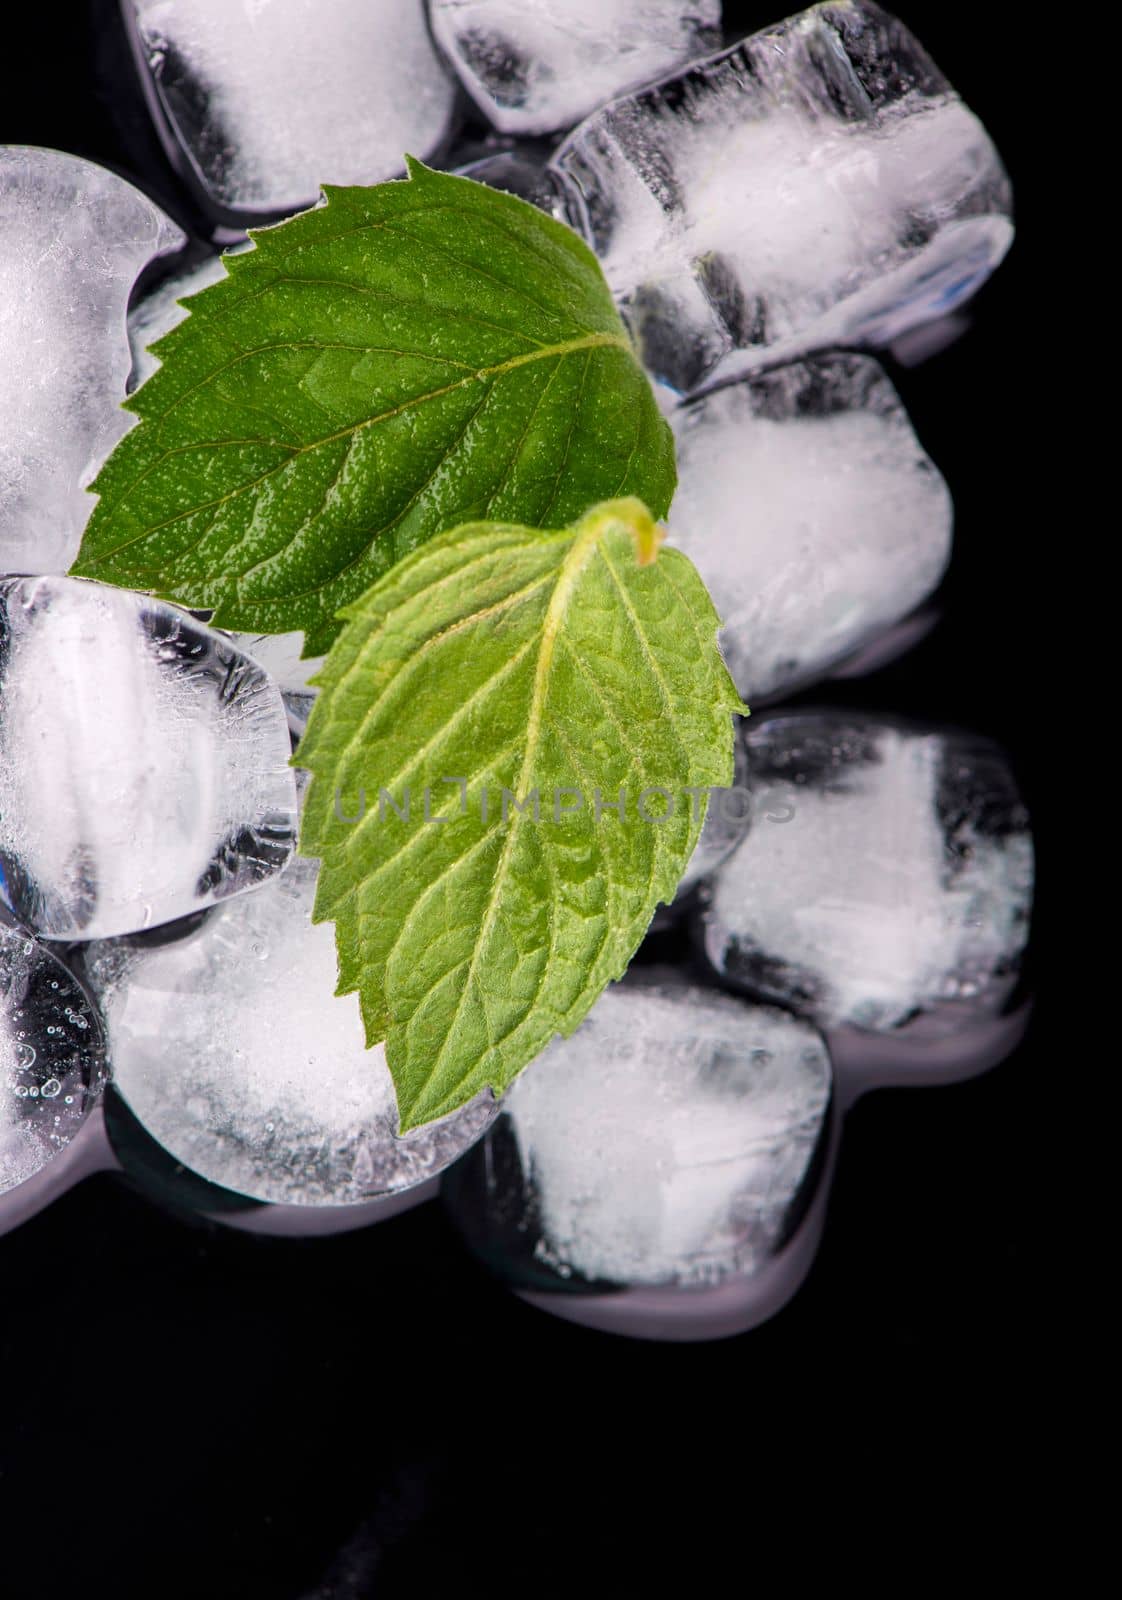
2 4 1060 1594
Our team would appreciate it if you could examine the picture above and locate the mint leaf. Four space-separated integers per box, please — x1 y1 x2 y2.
70 159 676 655
296 498 745 1130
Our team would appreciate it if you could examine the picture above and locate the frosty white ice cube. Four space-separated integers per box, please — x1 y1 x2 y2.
83 855 498 1206
430 0 722 136
699 711 1034 1036
552 0 1013 391
446 970 832 1292
127 0 458 219
0 577 297 940
1 926 104 1196
668 354 952 702
0 146 185 573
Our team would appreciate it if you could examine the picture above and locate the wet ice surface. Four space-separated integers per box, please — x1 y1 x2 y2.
551 0 1013 391
0 578 297 941
700 713 1034 1033
0 926 103 1196
0 146 184 573
130 0 458 216
668 355 953 702
85 855 497 1206
488 972 832 1287
430 0 722 136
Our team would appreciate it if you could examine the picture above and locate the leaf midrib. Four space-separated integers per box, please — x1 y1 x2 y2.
78 329 630 578
401 512 621 1109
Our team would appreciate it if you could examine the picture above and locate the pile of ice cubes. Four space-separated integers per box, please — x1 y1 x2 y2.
1 3 1030 1338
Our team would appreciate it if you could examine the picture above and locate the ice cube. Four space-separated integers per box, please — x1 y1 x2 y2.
228 631 324 730
453 147 569 218
430 0 722 136
0 577 297 941
126 250 229 391
668 355 952 701
446 970 832 1289
1 926 104 1196
128 0 459 219
551 0 1013 391
0 146 185 573
699 711 1034 1036
82 855 498 1206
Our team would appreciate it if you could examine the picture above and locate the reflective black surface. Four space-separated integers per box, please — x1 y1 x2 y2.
1 3 1062 1594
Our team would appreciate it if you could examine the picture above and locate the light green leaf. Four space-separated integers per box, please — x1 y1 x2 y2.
297 498 745 1130
70 159 676 655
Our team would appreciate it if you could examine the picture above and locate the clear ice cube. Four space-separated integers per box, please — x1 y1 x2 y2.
0 146 185 573
430 0 722 136
699 711 1034 1035
446 969 832 1288
128 0 459 218
83 855 498 1206
0 577 297 940
1 926 104 1196
551 0 1013 391
668 354 952 701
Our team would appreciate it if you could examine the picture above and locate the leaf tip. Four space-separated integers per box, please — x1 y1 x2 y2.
67 546 100 579
578 496 665 566
394 1103 424 1136
633 515 665 569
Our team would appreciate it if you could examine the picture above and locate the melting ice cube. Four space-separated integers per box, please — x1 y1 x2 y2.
552 1 1013 391
699 711 1034 1035
447 969 832 1288
0 577 297 940
0 146 185 573
83 855 498 1206
430 0 722 136
668 354 952 702
128 0 459 218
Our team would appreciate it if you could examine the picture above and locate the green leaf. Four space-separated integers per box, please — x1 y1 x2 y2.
70 159 676 655
296 498 745 1130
